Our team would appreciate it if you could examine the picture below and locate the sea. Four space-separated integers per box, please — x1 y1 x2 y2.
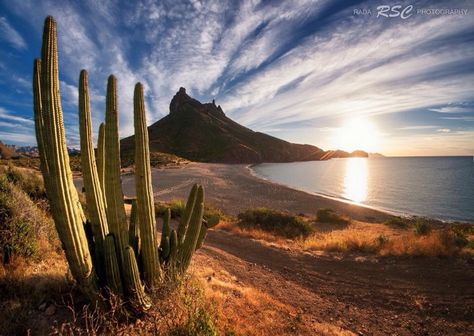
251 156 474 222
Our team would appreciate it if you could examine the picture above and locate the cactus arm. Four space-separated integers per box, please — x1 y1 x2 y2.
195 223 208 250
36 16 96 296
124 246 152 311
79 70 109 261
104 234 123 295
177 184 198 245
168 229 178 265
96 122 106 200
103 75 128 264
129 199 141 257
160 208 171 246
133 83 159 286
177 185 204 272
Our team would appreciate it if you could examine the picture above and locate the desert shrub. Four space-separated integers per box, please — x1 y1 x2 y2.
4 164 46 200
156 200 222 227
0 177 37 263
375 234 389 247
413 218 431 236
0 174 54 264
315 208 349 225
384 217 410 228
237 208 312 239
156 200 187 218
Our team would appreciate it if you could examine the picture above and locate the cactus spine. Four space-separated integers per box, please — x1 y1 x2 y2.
33 15 211 309
133 83 159 286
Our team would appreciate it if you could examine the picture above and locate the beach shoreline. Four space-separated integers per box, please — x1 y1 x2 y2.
127 162 393 221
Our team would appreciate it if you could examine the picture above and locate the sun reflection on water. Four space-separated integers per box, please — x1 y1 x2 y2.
343 158 368 203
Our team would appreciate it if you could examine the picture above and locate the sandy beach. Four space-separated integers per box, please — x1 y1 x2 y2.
113 162 391 221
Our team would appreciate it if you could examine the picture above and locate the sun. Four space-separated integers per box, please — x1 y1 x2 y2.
332 118 380 153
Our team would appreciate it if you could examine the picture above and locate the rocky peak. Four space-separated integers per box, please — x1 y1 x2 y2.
169 87 225 118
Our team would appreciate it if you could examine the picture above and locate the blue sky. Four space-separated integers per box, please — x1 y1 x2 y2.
0 0 473 156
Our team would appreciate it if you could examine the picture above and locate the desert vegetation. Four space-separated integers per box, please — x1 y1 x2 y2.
218 207 474 257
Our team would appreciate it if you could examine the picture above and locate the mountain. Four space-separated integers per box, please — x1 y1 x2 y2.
121 88 368 164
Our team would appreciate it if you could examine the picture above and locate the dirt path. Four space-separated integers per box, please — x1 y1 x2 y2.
194 229 474 335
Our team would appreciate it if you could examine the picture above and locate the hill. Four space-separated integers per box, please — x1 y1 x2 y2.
121 88 368 163
0 141 19 159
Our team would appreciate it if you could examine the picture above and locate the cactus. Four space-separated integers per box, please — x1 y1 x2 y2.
34 16 97 298
124 246 152 311
129 199 140 257
104 234 123 295
134 83 160 286
103 75 129 266
79 70 108 280
159 208 171 261
96 122 106 198
177 185 204 273
33 15 210 309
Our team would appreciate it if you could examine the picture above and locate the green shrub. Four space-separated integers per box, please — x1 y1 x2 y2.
413 218 431 236
375 234 389 247
315 208 349 225
237 208 313 239
156 200 222 227
4 164 46 200
0 176 38 263
384 217 410 228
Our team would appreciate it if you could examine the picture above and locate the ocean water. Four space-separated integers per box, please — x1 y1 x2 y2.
251 157 474 222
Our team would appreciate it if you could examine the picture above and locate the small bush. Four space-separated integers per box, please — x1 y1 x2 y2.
156 200 222 227
375 234 389 247
413 218 431 236
315 208 349 225
0 177 38 263
237 208 312 239
384 217 410 228
4 164 46 200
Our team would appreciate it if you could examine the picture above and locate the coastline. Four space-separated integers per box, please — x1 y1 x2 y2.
245 163 407 219
119 162 393 222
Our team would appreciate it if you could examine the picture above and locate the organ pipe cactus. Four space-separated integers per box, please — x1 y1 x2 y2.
34 16 97 298
33 16 211 309
134 82 160 286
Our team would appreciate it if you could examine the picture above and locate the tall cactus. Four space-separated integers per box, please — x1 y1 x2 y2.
34 16 96 297
134 83 160 286
104 75 128 265
33 15 211 309
79 70 108 280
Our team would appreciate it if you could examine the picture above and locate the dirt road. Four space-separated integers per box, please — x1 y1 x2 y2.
195 229 474 335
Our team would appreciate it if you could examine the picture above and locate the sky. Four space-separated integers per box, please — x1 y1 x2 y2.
0 0 473 156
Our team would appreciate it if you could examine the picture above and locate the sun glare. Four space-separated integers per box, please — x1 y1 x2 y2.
333 118 380 153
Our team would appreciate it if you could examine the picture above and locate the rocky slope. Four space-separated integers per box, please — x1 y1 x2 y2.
121 88 368 163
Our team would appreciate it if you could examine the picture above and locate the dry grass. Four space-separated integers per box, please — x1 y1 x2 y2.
219 215 474 258
193 256 356 336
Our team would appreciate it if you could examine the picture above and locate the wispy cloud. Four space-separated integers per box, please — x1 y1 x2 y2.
0 107 34 125
0 17 26 49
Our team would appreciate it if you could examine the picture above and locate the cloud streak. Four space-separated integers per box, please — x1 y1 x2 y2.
0 16 26 49
0 0 472 155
